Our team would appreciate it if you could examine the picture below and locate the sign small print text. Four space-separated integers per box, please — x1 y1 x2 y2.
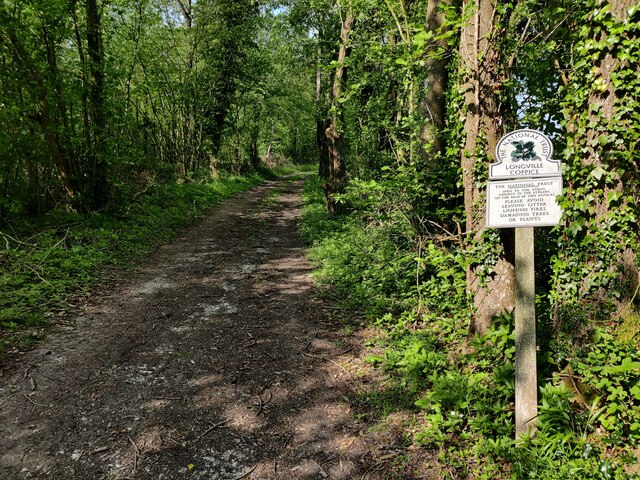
486 177 563 228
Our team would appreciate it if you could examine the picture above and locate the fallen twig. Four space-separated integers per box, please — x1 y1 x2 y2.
307 347 353 357
299 337 311 352
24 263 51 285
311 459 328 478
196 418 230 441
0 231 36 249
37 229 70 265
21 393 49 408
127 435 140 474
91 446 109 455
231 465 256 480
254 389 273 416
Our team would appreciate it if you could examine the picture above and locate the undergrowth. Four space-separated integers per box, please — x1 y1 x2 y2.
0 168 299 357
301 175 640 479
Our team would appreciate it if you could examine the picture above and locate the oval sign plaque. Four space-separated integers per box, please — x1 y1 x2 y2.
490 129 560 180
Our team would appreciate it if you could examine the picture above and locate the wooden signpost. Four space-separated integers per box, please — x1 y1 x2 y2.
486 129 563 438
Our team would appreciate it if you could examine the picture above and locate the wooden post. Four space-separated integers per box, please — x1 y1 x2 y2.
515 226 537 438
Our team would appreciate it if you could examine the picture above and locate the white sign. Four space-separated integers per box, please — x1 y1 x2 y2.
490 129 560 180
486 177 563 228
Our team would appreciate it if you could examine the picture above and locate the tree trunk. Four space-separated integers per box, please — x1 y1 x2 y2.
71 4 91 155
459 0 515 335
316 33 330 179
86 0 108 208
323 10 355 213
420 0 449 157
559 0 639 323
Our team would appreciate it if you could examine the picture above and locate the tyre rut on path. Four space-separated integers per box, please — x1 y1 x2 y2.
0 178 377 480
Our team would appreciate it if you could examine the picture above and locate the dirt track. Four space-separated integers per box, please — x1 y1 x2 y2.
0 178 386 480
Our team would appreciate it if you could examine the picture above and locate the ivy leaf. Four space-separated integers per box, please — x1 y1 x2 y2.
607 191 622 206
590 167 606 181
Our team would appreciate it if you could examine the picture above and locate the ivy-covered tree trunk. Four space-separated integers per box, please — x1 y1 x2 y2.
553 0 640 329
323 9 354 213
586 0 639 299
459 0 515 335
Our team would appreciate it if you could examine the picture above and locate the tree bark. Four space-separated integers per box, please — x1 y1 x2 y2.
323 9 355 213
575 0 638 312
459 0 515 335
86 0 108 208
420 0 449 157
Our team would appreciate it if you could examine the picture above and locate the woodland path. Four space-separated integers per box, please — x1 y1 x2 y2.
0 178 386 480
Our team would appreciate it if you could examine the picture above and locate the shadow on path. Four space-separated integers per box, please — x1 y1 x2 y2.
0 178 378 480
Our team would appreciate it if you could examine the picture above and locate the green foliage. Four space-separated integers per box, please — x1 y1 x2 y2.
302 173 640 478
0 0 314 219
303 174 466 317
571 330 640 444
